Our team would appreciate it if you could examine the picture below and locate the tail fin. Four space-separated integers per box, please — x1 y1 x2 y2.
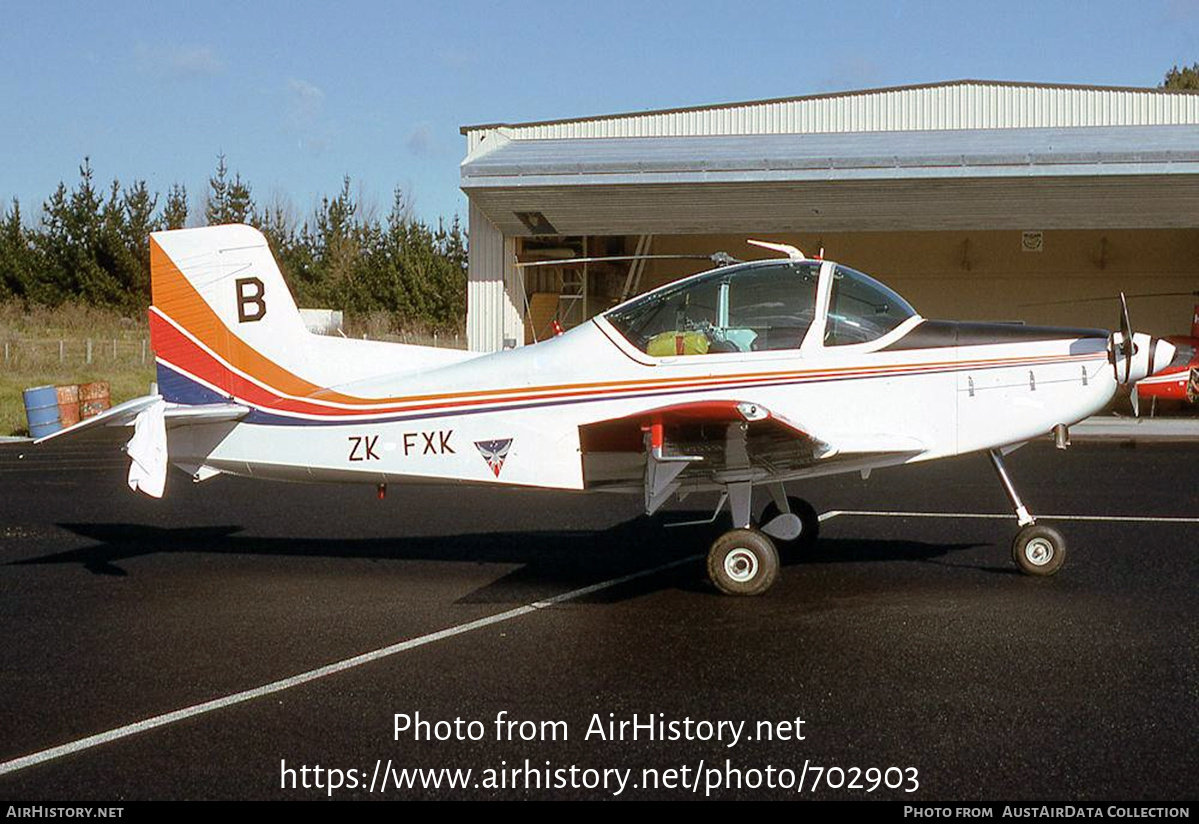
150 224 316 405
150 223 479 414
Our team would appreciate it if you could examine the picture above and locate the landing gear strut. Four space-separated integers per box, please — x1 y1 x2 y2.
703 481 779 596
989 448 1067 576
644 422 815 596
701 483 821 595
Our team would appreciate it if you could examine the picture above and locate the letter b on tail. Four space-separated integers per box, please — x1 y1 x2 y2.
236 277 267 322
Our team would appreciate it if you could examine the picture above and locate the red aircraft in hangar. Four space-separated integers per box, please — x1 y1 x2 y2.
1133 301 1199 413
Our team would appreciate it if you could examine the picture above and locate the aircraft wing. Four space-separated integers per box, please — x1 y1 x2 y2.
583 399 924 466
581 399 925 510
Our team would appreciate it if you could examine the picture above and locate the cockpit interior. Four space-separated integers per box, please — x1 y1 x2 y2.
605 260 917 356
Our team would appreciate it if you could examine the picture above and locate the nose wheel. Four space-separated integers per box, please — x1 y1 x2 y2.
707 528 779 596
1012 524 1067 576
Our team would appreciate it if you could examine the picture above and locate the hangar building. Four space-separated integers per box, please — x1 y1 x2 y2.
460 80 1199 352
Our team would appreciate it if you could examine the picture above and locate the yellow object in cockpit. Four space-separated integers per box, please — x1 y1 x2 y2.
646 330 711 357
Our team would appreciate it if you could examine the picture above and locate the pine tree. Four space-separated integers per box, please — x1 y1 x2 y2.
313 176 362 306
36 159 111 304
206 153 255 225
1161 63 1199 90
119 180 157 302
0 200 34 300
162 183 188 230
227 172 253 224
206 153 230 225
382 188 421 319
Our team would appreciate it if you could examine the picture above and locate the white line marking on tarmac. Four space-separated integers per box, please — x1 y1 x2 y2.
4 507 1190 777
0 554 700 777
823 510 1199 524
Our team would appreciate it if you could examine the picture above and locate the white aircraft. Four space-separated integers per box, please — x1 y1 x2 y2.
39 225 1190 595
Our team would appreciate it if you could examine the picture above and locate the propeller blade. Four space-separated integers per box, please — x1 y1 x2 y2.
1131 385 1140 417
1120 291 1133 383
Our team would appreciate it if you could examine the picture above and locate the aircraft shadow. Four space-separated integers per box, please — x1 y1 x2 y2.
10 517 990 603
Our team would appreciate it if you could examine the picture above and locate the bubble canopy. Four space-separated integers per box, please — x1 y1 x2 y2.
604 259 917 356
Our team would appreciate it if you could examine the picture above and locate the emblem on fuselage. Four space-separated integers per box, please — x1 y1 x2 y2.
475 439 513 477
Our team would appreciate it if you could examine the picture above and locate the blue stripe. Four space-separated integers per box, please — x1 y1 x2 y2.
157 363 232 405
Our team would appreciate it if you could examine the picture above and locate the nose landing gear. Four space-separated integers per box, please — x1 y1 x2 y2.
989 448 1067 576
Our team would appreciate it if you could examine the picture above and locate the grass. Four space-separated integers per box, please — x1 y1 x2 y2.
0 302 154 436
0 302 466 436
0 369 156 437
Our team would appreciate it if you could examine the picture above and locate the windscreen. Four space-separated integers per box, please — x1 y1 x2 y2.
825 265 917 346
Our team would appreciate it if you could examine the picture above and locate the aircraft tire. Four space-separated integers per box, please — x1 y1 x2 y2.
1011 524 1067 576
707 528 779 596
761 496 820 551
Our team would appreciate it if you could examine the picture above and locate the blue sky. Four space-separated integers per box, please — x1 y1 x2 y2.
2 1 1197 226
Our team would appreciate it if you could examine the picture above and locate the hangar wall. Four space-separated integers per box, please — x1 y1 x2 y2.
466 203 524 352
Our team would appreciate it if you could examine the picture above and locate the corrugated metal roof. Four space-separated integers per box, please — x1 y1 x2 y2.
461 80 1199 149
462 125 1199 190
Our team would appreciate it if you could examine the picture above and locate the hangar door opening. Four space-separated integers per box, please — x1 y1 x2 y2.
513 229 1199 344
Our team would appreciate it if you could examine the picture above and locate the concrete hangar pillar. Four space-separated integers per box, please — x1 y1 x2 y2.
460 80 1199 353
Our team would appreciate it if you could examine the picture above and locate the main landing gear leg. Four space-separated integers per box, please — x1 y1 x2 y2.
988 449 1066 576
707 482 779 596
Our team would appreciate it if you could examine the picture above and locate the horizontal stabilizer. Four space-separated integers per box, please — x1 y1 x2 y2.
33 395 249 445
162 403 250 426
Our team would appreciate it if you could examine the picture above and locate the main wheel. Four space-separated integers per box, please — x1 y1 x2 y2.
1011 524 1066 576
707 528 779 596
760 496 820 551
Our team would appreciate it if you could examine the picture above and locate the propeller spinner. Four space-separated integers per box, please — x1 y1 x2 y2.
1109 293 1181 415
